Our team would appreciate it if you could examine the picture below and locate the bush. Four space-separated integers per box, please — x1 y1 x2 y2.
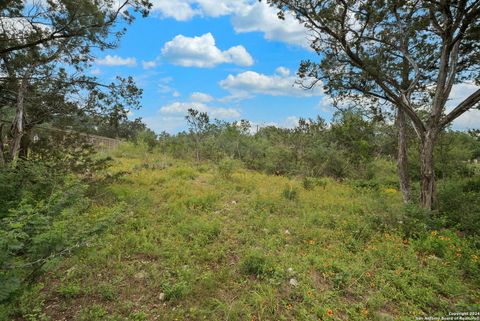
302 177 315 190
241 250 275 278
303 177 328 190
437 178 480 236
282 184 299 201
218 158 238 179
0 166 123 307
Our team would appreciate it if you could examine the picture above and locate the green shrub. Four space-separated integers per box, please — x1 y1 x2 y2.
437 178 480 236
282 184 299 201
58 283 83 299
241 250 275 278
77 304 108 321
162 281 190 301
302 177 315 190
129 311 149 321
17 284 48 321
0 170 123 306
218 158 237 179
97 283 116 301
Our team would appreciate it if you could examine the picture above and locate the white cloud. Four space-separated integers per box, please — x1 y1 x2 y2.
149 1 309 48
447 82 480 130
173 91 181 97
160 101 240 118
143 115 186 133
150 0 247 20
284 116 300 128
190 92 214 102
150 0 199 21
275 66 290 77
97 55 137 67
231 2 309 47
219 68 323 99
144 98 242 133
161 33 253 68
157 77 177 94
142 60 157 70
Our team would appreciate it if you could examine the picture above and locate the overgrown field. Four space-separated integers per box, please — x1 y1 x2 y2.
11 145 480 321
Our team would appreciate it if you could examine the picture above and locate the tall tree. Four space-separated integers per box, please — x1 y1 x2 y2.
0 0 150 164
186 108 210 162
265 0 480 209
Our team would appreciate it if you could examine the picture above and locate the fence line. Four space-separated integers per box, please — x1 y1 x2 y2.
0 119 123 152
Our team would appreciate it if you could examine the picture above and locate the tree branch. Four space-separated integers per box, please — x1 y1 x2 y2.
440 88 480 128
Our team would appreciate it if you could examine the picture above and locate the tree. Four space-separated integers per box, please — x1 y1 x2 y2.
265 0 480 209
0 0 150 164
186 108 210 162
0 0 151 56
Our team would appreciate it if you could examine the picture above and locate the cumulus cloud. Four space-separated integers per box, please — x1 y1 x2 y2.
144 99 241 133
160 101 240 118
161 33 253 68
149 0 309 48
219 68 323 99
150 0 247 20
190 92 214 102
150 0 199 21
97 55 137 67
231 2 309 47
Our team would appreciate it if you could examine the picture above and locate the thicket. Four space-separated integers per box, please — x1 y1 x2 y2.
156 109 480 236
0 132 126 320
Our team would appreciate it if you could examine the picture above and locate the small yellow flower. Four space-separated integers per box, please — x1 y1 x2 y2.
308 239 315 245
326 309 334 317
431 231 438 236
472 255 479 262
361 308 369 316
286 304 293 310
384 188 397 194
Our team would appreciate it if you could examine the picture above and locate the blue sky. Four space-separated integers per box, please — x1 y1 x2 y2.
91 0 479 133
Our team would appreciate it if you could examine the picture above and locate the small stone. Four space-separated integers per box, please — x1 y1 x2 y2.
231 200 237 205
134 271 147 279
289 278 299 287
159 293 166 301
284 229 291 235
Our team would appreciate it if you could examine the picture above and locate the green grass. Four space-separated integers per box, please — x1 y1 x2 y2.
24 146 479 321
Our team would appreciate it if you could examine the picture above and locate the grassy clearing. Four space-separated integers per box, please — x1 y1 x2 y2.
19 145 479 321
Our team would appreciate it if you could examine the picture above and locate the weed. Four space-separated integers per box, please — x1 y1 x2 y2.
58 283 82 299
241 250 276 278
282 184 299 201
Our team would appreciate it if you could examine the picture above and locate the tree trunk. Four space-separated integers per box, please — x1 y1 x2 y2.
19 130 31 160
10 74 29 165
420 130 437 210
396 109 410 203
0 124 5 167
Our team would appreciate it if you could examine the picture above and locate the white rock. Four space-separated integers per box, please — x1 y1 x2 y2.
159 293 166 301
289 278 299 287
